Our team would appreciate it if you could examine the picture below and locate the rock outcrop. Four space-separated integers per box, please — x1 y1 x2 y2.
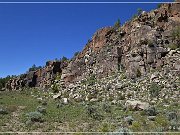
61 2 180 84
5 1 180 92
6 60 68 90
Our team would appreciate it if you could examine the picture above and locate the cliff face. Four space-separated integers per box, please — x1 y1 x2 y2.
5 61 68 90
5 2 180 90
61 2 180 84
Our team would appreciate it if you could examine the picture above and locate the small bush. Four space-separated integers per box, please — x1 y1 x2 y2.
124 116 134 125
147 40 154 47
155 115 169 129
74 51 79 57
149 83 161 97
102 102 111 113
36 106 46 114
157 3 162 8
167 111 177 121
114 19 121 30
41 101 48 106
168 44 179 50
137 8 142 16
0 75 12 90
120 73 127 80
51 84 59 93
28 64 41 72
99 122 110 132
26 111 43 122
171 26 180 50
171 26 180 41
0 108 8 115
87 75 96 85
145 106 157 116
136 69 141 77
61 56 68 62
118 93 125 100
131 121 143 132
86 104 103 120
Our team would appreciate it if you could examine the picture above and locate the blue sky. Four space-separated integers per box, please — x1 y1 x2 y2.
0 0 173 78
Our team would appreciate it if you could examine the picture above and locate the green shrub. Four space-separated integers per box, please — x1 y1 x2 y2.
102 102 111 113
87 75 97 85
41 101 48 106
157 3 162 8
120 73 127 80
149 83 161 97
137 8 143 16
136 69 142 77
99 122 110 132
118 93 125 100
131 8 143 20
114 19 121 31
145 106 157 116
171 26 180 41
170 26 180 50
131 121 142 132
167 111 177 121
61 56 68 62
29 64 41 72
0 108 8 115
26 111 43 122
155 115 169 129
36 106 46 114
86 104 103 120
124 116 134 125
51 84 59 93
168 44 179 50
147 40 154 47
74 51 79 57
0 75 12 90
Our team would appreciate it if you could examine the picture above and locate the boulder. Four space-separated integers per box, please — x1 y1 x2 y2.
125 100 150 111
63 98 68 104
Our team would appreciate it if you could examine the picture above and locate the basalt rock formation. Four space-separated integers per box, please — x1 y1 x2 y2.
5 1 180 91
5 60 68 90
61 2 180 84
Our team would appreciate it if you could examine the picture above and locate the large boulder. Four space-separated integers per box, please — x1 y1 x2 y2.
125 100 150 111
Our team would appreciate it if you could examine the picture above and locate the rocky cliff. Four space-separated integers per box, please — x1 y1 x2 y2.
5 60 68 90
5 2 180 93
61 2 180 83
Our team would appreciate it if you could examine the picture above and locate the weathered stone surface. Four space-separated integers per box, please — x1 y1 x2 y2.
60 2 180 82
125 100 150 111
6 60 68 90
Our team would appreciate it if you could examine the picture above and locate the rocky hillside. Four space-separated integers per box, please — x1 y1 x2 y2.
1 2 180 133
5 1 180 97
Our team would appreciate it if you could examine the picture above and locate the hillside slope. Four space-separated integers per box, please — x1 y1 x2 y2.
1 1 180 133
5 2 180 91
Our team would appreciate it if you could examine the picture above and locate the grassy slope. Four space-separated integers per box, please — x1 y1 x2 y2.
0 89 179 133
